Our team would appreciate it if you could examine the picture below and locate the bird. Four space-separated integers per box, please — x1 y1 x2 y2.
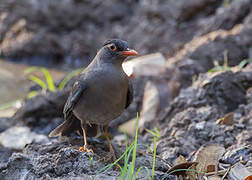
49 39 138 162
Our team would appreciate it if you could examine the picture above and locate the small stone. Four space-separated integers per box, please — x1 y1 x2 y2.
234 123 245 129
228 162 252 180
113 134 126 146
195 121 205 130
0 126 49 150
221 145 252 165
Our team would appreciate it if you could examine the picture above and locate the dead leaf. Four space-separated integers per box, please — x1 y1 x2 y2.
245 175 252 180
118 118 136 136
216 112 234 125
122 53 166 77
194 144 225 173
175 155 187 165
186 162 198 180
166 162 198 176
207 164 216 173
139 81 159 133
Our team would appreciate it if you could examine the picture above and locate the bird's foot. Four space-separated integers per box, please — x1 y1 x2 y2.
79 145 94 153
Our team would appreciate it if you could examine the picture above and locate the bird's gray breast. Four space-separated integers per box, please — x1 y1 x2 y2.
73 65 129 125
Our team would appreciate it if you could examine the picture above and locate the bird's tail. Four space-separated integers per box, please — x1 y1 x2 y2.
49 113 82 137
49 114 102 138
49 121 69 137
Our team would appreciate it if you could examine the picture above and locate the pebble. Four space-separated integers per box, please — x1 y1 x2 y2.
0 126 49 150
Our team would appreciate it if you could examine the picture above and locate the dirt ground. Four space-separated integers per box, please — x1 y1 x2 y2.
0 0 252 179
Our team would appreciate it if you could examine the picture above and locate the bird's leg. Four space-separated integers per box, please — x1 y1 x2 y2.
103 125 117 163
79 123 94 153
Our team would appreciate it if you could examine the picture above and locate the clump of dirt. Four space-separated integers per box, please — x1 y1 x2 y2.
156 66 252 164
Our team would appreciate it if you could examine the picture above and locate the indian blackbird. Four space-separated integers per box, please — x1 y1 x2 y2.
49 39 138 162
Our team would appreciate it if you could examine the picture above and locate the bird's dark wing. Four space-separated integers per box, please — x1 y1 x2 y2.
49 79 86 137
63 80 86 120
125 81 133 109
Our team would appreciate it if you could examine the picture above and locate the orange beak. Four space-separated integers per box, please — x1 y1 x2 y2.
121 49 138 56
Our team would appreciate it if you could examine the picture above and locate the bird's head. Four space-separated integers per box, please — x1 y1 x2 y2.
97 39 138 64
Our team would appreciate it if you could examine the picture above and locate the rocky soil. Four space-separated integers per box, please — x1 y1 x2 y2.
0 0 252 179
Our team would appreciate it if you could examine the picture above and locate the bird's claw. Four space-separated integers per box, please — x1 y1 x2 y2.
79 146 94 153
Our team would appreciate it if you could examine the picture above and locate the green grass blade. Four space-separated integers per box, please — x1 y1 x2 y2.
145 129 156 137
134 166 143 180
126 144 135 163
28 75 47 90
126 162 133 180
94 142 134 178
142 167 152 180
94 113 140 180
239 61 248 69
120 133 129 180
119 143 135 180
117 163 123 173
24 66 55 92
239 58 252 69
24 66 41 74
26 90 39 99
41 68 56 92
154 128 160 139
138 143 153 154
151 136 157 179
88 154 94 166
58 68 83 90
208 65 223 73
145 128 160 180
131 112 139 177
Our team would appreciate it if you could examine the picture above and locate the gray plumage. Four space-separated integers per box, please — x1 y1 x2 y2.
49 39 136 138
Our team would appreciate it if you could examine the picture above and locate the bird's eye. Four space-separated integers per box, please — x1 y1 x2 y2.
108 44 117 51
